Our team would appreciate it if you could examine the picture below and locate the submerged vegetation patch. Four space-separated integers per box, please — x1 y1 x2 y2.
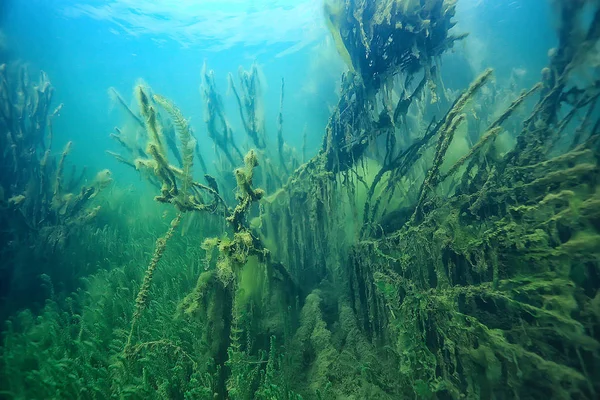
1 0 600 399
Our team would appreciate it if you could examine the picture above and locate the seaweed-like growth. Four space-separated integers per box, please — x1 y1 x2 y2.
250 1 600 397
410 113 467 222
411 68 493 223
117 84 299 397
170 148 300 397
227 150 265 233
229 63 266 150
135 85 184 208
437 82 543 183
343 1 600 397
118 88 239 354
111 84 229 214
0 65 108 234
317 0 462 175
506 0 600 167
201 63 243 166
276 78 290 176
108 86 144 128
0 65 110 309
359 69 490 234
200 149 297 288
154 94 209 176
137 85 167 160
153 95 197 202
109 86 194 174
320 71 381 172
7 1 600 399
125 213 182 353
324 0 463 90
0 64 119 342
115 87 245 363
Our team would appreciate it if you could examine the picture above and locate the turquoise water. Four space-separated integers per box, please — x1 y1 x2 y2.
1 0 554 173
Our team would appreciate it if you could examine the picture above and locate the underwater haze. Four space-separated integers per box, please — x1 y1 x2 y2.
1 0 600 399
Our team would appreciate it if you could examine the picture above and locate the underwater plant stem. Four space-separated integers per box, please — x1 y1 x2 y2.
572 98 599 148
46 103 62 150
108 87 144 128
201 66 243 165
229 73 253 145
440 82 542 180
53 141 72 198
411 113 467 224
125 213 182 354
406 69 493 224
277 78 289 175
302 125 307 164
442 126 502 181
490 83 542 131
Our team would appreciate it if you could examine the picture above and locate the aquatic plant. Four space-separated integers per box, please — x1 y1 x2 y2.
0 65 110 246
2 0 600 399
229 63 267 150
107 76 302 397
0 63 112 320
254 0 600 397
341 1 600 397
201 63 244 168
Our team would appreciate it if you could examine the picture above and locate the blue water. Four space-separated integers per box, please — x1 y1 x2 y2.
1 0 555 177
1 1 332 181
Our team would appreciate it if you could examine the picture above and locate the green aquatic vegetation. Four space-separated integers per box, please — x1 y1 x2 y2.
287 289 402 398
125 213 181 353
228 150 265 232
201 61 296 196
111 84 230 215
201 62 244 167
227 63 295 189
342 2 600 397
0 63 112 320
324 0 463 90
114 78 301 398
349 129 600 398
3 0 600 399
153 93 207 190
229 63 266 150
275 78 290 177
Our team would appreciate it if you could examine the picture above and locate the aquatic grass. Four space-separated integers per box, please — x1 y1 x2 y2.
1 222 220 399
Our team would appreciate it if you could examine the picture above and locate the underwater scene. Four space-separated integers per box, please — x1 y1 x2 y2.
1 0 600 398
